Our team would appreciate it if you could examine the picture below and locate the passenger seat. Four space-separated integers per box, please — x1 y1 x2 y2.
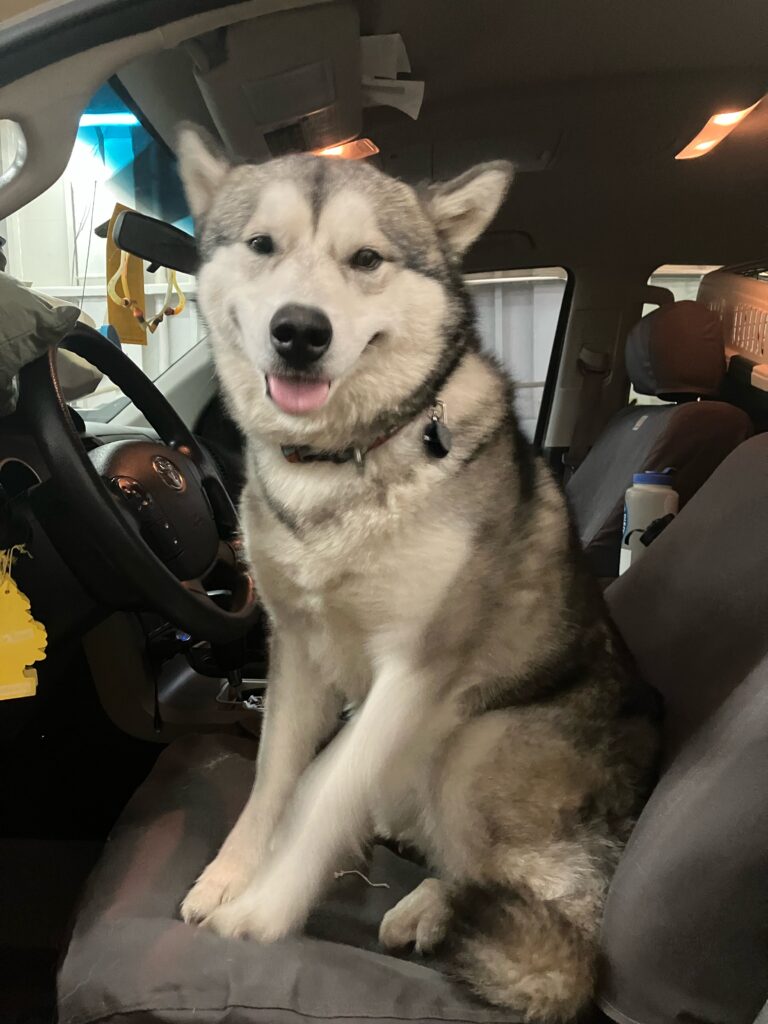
57 435 768 1024
599 433 768 1024
567 300 752 577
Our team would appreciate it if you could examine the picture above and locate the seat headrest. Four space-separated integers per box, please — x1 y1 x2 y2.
625 300 725 400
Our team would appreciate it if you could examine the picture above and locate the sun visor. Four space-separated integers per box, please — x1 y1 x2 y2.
186 3 362 160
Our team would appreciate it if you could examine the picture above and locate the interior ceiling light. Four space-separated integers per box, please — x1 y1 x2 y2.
315 138 379 160
675 100 761 160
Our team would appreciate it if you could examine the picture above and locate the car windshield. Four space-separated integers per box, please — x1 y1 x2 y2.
73 81 192 229
1 80 201 419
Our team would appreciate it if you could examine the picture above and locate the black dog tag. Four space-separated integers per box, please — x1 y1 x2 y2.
423 418 452 458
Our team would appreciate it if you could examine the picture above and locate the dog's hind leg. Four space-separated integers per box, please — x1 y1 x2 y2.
379 870 597 1020
442 883 597 1024
181 635 342 924
420 712 609 1020
379 878 451 954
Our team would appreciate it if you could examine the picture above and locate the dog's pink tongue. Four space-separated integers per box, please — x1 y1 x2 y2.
267 375 330 415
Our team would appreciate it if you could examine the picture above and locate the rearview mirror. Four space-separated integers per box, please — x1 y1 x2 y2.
112 210 198 275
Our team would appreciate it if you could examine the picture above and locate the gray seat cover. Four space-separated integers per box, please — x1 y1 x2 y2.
59 438 768 1024
567 299 752 578
58 732 522 1024
568 400 752 577
600 434 768 1024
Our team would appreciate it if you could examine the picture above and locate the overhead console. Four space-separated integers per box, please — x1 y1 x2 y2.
183 2 362 160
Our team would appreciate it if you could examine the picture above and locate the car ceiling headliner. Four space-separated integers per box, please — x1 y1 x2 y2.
352 0 768 269
3 0 767 269
123 0 768 269
358 0 768 92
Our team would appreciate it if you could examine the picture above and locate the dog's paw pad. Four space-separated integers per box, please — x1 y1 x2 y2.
180 860 250 924
201 893 289 943
200 902 247 939
379 879 449 954
379 904 417 950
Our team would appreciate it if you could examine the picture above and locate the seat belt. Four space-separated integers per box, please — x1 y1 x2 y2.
563 346 611 483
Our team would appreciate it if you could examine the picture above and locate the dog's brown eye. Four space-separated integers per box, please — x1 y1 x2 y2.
351 247 383 271
247 234 274 255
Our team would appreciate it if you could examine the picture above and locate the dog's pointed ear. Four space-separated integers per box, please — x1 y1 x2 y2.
176 123 230 220
426 161 513 258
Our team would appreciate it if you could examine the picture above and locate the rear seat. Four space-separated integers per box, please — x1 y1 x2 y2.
567 300 752 577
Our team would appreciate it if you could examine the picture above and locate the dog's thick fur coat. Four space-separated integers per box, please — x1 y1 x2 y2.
177 128 658 1022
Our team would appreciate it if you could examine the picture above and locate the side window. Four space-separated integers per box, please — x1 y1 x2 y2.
0 81 199 418
631 264 722 406
466 268 568 439
644 264 721 312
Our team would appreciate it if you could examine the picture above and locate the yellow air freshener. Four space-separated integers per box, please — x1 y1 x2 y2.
106 202 147 345
0 547 47 700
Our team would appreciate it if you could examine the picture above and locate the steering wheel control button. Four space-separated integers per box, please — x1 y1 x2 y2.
111 476 153 512
142 517 183 560
151 455 186 492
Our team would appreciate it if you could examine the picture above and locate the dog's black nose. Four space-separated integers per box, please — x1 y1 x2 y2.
270 304 332 369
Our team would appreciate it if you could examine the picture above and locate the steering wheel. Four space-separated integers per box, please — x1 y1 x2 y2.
18 324 259 643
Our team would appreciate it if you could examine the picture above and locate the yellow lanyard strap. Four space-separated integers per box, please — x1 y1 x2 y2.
107 252 186 333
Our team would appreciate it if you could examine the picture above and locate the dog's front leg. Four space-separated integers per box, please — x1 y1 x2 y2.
203 651 441 941
181 634 342 923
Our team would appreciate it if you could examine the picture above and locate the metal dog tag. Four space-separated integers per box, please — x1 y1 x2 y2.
423 399 452 459
423 419 452 458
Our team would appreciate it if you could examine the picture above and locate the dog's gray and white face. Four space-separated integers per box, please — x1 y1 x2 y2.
177 127 511 444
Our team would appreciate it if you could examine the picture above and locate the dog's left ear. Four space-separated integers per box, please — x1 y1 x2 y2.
426 161 513 258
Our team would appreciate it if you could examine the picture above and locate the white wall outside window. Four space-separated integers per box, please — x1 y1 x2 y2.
466 268 568 439
0 119 202 413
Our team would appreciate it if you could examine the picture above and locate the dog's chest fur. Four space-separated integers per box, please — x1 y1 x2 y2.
242 446 473 841
242 433 474 673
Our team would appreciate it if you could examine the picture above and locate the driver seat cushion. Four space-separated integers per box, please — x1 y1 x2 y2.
57 731 524 1024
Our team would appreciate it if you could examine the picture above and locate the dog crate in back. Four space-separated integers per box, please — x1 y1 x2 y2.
698 262 768 420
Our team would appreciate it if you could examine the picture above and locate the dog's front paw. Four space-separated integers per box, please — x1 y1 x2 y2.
201 887 296 943
379 879 450 954
181 855 254 924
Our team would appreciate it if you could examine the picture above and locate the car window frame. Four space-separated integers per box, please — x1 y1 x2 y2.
533 268 574 450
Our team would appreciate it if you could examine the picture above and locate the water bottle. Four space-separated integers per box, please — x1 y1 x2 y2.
619 469 678 575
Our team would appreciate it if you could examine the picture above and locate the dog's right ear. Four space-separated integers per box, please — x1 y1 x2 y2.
176 124 230 220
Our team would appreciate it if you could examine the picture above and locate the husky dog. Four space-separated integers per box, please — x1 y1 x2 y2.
177 126 658 1022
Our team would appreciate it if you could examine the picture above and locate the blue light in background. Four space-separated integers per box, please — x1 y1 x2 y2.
79 112 140 127
78 80 191 226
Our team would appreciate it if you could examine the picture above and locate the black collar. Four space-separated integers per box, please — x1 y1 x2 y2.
280 423 403 470
279 400 452 470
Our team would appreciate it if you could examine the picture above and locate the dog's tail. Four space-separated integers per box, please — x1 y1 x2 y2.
442 884 597 1024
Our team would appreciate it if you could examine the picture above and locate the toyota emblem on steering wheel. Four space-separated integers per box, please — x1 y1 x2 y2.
152 455 185 491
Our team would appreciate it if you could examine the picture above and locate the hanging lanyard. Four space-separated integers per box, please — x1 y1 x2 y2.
107 249 186 333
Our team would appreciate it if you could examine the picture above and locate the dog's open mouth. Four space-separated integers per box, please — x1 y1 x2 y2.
266 375 331 415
